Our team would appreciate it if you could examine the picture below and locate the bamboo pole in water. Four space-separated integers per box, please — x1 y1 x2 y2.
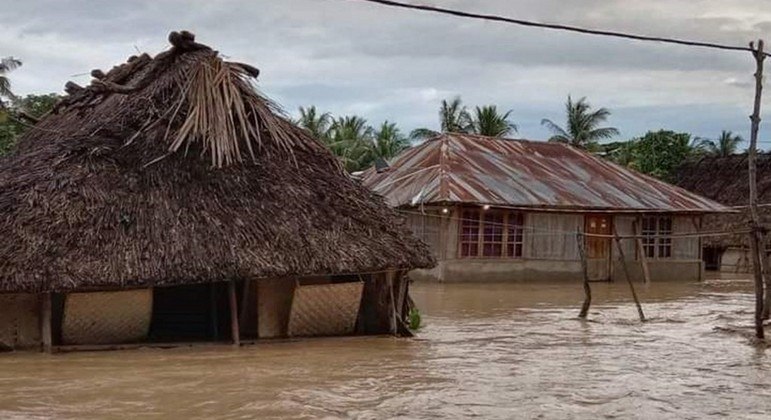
747 40 768 337
613 232 645 322
576 232 592 318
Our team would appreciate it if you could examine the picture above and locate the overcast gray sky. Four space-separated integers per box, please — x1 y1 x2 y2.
2 0 770 145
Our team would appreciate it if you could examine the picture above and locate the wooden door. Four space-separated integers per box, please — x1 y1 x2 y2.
585 214 612 281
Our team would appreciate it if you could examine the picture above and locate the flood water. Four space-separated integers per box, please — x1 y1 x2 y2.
2 279 770 419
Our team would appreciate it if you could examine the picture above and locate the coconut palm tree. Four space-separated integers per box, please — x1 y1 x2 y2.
697 130 743 157
372 121 410 160
0 57 21 114
541 96 619 150
410 96 472 140
295 105 332 140
327 115 375 172
471 105 517 137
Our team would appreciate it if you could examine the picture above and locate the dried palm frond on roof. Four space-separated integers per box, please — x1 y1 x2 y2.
674 153 771 247
0 31 434 293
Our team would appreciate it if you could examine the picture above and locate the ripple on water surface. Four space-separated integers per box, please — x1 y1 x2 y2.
0 279 770 419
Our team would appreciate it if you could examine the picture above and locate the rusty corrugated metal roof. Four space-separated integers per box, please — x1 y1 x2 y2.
361 133 731 213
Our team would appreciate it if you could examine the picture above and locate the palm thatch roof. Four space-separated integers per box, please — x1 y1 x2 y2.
0 31 434 293
674 153 771 247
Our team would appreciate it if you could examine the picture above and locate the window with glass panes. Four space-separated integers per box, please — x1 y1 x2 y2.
459 209 524 258
641 216 672 259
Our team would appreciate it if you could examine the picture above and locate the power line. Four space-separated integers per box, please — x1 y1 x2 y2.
354 0 770 57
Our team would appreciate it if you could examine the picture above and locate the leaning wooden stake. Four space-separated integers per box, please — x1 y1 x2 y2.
748 39 767 337
228 281 240 346
613 232 646 322
576 232 592 318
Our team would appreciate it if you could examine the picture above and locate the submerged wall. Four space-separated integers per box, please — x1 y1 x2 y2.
403 208 704 283
0 294 41 350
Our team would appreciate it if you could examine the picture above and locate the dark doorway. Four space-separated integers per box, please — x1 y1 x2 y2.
703 246 724 271
149 283 232 342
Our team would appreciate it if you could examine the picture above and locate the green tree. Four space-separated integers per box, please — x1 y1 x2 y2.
471 105 517 137
630 130 693 181
295 105 332 140
541 95 619 150
327 115 375 172
372 121 410 161
600 140 637 166
410 96 472 140
0 93 61 156
697 130 743 157
0 57 21 103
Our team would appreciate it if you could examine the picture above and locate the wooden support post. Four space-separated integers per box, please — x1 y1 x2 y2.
238 279 251 332
228 280 240 346
748 39 768 337
613 232 646 322
386 271 397 335
209 283 219 340
40 292 52 353
633 220 651 284
576 232 592 319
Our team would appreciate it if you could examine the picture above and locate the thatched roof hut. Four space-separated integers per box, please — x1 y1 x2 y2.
674 153 771 247
0 31 434 294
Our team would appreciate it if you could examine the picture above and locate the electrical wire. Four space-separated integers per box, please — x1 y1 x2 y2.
353 0 770 57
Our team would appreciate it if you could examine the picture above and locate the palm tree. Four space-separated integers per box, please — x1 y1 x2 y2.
295 105 332 140
327 115 375 172
410 96 472 140
697 130 743 157
541 96 619 150
471 105 517 137
1 57 21 114
372 121 410 160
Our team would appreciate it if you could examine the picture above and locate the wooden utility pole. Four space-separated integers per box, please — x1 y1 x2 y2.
577 232 592 318
748 39 767 339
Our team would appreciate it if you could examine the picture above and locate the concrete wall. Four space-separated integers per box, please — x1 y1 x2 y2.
721 247 751 273
612 260 703 282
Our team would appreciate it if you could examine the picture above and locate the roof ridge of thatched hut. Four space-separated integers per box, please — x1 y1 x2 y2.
0 31 434 293
674 153 771 247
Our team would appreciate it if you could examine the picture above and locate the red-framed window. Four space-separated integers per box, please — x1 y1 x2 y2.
460 210 481 257
459 209 524 258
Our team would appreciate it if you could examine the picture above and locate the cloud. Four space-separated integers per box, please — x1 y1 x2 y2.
0 0 768 144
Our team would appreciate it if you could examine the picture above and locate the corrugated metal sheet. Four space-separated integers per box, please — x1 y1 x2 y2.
362 134 731 213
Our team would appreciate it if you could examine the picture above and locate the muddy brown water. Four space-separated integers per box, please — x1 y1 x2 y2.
1 279 770 419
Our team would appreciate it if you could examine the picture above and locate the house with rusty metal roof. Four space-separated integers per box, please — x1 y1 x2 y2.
361 133 732 283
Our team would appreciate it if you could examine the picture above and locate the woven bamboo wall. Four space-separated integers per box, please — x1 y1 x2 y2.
62 289 153 345
288 282 364 337
0 294 41 350
257 279 295 338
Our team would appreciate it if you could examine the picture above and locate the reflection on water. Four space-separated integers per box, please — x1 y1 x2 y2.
1 279 770 419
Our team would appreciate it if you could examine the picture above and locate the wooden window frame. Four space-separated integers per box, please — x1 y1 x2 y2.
458 208 524 259
640 216 673 260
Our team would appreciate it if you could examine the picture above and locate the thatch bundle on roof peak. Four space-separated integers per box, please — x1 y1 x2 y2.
49 30 316 169
0 31 434 293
